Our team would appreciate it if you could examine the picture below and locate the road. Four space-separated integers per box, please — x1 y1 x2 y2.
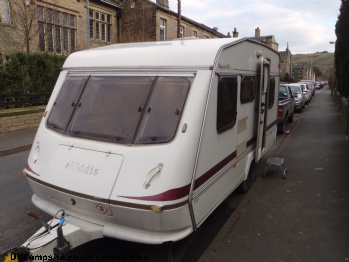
0 102 305 261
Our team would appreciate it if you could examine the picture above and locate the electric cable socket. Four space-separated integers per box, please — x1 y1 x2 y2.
53 218 70 256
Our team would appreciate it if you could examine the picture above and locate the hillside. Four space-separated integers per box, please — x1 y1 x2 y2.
292 52 334 79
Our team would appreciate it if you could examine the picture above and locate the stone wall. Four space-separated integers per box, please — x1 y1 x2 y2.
0 108 44 134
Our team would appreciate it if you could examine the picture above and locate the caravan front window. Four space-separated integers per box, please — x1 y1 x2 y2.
47 76 89 132
47 75 192 145
68 76 154 144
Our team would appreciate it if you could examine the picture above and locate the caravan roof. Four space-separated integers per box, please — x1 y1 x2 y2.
63 38 269 70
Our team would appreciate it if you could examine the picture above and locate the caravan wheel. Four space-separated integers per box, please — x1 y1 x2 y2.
238 163 254 193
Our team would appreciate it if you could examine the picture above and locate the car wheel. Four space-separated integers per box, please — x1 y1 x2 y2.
277 117 287 134
288 113 294 123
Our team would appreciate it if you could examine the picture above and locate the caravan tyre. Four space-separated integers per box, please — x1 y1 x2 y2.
238 163 254 193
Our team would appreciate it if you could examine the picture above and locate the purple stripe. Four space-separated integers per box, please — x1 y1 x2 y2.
25 163 40 176
118 184 191 201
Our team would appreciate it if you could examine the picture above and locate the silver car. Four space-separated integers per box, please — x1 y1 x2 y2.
289 84 306 112
299 83 312 104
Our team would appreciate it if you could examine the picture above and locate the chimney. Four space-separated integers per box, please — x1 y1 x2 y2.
213 27 218 31
255 27 260 37
233 27 239 38
156 0 169 9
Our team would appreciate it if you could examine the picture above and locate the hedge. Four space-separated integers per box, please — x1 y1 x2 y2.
0 52 66 96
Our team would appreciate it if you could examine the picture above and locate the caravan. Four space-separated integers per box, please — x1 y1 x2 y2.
15 37 279 258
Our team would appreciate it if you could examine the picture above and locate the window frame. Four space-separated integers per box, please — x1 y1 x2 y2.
217 76 238 134
47 74 193 145
89 9 112 43
240 76 256 104
268 77 276 109
37 6 77 55
160 18 166 41
0 0 11 24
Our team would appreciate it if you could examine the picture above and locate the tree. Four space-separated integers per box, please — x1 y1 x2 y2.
12 0 39 53
313 66 322 79
335 0 349 98
2 0 57 53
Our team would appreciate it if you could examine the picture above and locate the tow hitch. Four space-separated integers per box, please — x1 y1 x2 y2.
1 210 103 262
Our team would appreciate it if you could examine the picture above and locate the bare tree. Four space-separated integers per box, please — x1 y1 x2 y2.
11 0 39 53
5 0 57 53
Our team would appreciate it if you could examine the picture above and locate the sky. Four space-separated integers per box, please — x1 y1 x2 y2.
163 0 341 54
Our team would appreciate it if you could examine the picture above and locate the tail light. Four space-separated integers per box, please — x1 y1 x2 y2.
278 105 283 118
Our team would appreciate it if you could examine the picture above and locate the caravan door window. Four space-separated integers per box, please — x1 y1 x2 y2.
217 76 238 133
240 76 256 103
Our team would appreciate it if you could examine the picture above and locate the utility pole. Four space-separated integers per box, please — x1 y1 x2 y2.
87 0 90 48
177 0 181 38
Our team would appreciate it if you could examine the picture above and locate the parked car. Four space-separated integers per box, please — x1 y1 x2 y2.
278 84 295 134
299 83 311 104
299 81 315 96
289 84 306 112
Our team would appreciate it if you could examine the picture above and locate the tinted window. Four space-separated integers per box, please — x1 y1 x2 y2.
240 76 256 103
68 76 154 144
135 77 192 144
268 77 276 108
47 75 192 145
47 75 88 132
217 77 237 133
279 85 288 98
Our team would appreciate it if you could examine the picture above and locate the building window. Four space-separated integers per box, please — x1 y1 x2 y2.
89 10 112 42
160 18 166 41
37 6 76 55
0 0 11 23
203 35 209 39
192 30 197 37
180 26 184 38
217 77 237 133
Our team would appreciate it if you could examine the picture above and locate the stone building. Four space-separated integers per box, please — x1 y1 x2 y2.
250 27 279 52
0 0 225 59
118 0 225 43
0 0 120 57
292 62 315 81
279 43 292 81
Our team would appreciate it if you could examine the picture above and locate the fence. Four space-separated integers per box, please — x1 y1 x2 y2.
0 94 50 110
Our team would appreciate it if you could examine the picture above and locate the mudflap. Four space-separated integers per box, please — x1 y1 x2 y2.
2 217 103 262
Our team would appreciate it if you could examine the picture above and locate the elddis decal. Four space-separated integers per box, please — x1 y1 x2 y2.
65 161 99 175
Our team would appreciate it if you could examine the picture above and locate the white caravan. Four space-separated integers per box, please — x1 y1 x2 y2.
17 38 279 258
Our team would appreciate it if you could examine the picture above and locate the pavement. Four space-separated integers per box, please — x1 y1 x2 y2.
1 87 349 261
199 87 349 262
0 128 37 157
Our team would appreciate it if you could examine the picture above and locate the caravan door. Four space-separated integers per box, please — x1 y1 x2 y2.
255 58 270 163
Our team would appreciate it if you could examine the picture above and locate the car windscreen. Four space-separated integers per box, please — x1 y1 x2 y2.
289 86 301 94
279 85 288 97
47 75 193 145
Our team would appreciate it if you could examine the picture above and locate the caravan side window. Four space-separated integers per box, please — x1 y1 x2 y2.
268 77 276 109
240 76 256 103
217 77 237 133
